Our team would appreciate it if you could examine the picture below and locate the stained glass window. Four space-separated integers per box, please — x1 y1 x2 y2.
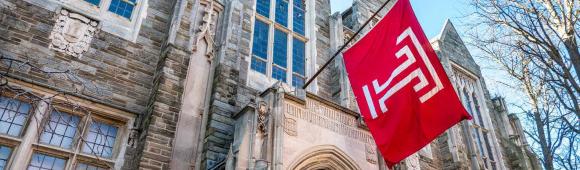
0 97 31 137
39 111 80 149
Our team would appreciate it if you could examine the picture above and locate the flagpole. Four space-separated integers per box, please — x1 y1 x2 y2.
302 0 394 89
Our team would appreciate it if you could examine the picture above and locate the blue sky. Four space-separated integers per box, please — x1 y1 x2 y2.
330 0 471 39
330 0 527 110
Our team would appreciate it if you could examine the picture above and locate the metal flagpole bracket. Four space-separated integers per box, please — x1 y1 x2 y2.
301 0 393 89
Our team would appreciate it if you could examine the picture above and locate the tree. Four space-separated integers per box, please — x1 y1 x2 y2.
0 52 116 168
468 0 579 169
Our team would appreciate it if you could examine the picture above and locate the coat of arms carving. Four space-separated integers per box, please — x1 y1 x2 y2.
49 9 98 58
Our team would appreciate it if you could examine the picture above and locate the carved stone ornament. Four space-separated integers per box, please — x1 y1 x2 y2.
405 153 421 170
283 117 297 136
195 1 217 60
365 144 377 164
257 101 269 133
49 9 98 58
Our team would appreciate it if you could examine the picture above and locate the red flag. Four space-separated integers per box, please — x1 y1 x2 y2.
342 0 471 167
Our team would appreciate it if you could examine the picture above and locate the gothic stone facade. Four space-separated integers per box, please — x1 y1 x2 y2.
0 0 539 169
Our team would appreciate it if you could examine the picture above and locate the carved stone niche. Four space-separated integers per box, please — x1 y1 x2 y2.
257 101 269 133
49 9 98 58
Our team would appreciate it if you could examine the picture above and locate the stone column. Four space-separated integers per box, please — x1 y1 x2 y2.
170 0 223 169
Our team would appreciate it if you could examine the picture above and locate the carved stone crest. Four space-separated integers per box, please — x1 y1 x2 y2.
49 9 98 58
365 144 377 164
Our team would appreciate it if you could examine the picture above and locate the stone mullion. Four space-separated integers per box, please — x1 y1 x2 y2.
10 96 50 170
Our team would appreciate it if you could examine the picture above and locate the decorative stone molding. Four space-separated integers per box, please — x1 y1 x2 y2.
365 144 377 164
284 117 297 136
49 9 98 58
193 0 222 61
257 101 269 133
405 153 421 170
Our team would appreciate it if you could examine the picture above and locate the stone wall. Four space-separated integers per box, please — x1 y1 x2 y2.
0 0 221 169
200 0 258 168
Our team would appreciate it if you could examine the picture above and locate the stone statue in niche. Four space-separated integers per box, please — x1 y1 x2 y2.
257 101 269 134
49 9 98 58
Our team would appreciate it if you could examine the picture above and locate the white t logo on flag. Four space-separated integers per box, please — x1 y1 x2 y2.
362 27 444 119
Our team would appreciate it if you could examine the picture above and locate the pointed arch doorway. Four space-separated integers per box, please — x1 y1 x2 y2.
288 145 361 170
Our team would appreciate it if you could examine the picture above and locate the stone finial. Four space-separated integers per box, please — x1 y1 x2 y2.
49 9 98 58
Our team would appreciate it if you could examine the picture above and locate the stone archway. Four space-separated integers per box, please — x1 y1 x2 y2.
288 145 361 170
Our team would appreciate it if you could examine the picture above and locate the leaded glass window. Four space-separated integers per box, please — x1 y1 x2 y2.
39 111 81 149
0 145 11 170
251 0 307 86
292 38 305 87
251 20 270 74
256 0 271 17
293 0 305 35
273 29 287 68
0 97 31 137
292 75 305 87
472 94 485 127
251 57 267 74
108 0 136 19
75 163 107 170
85 0 101 5
272 67 287 82
28 153 67 170
82 121 118 158
275 0 288 27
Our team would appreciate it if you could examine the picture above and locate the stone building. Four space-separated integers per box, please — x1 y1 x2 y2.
0 0 539 169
